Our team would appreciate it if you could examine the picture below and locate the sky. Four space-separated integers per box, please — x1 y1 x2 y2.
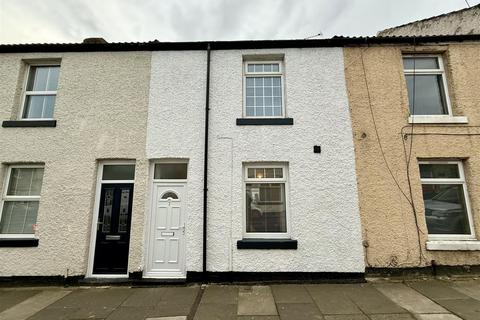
0 0 478 44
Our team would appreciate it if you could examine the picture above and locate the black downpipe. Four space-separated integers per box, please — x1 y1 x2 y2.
202 44 211 275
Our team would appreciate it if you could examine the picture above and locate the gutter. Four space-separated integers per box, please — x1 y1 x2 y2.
202 43 211 276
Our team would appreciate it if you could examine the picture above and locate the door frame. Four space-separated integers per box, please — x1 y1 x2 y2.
86 160 135 278
144 160 188 279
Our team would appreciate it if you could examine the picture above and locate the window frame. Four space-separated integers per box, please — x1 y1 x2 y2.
243 61 286 119
19 62 61 121
419 160 476 241
0 164 45 239
243 163 290 239
403 54 453 117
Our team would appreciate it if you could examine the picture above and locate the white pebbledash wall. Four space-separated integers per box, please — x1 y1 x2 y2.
148 47 365 273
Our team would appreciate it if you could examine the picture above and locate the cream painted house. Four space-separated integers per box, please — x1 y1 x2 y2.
344 36 480 272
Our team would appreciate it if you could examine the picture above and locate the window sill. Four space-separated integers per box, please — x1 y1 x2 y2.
2 120 57 128
426 240 480 251
236 118 294 126
408 115 468 124
237 239 297 249
0 238 39 247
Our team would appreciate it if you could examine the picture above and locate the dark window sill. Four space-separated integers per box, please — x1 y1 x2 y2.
2 120 57 128
0 238 39 247
237 239 297 249
236 118 294 126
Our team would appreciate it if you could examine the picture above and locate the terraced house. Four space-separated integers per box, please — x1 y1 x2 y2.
0 33 480 283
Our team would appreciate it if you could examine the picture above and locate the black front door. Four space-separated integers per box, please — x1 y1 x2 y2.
93 183 134 274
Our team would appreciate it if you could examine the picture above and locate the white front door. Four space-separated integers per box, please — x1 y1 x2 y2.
145 184 186 278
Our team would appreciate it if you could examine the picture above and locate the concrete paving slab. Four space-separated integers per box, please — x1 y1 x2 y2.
105 306 155 320
369 314 416 320
414 314 462 320
0 290 70 320
237 316 280 320
407 281 470 301
306 285 363 315
122 288 165 307
48 287 131 309
343 284 407 314
271 285 313 304
151 302 193 317
323 315 369 320
276 303 323 320
435 298 480 320
374 283 448 314
449 280 480 301
193 303 237 320
146 317 187 320
237 286 277 316
200 285 238 305
27 306 81 320
0 289 40 313
160 286 199 306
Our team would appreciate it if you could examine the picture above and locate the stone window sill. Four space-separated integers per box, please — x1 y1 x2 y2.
237 239 297 249
426 240 480 251
2 120 57 128
408 115 468 124
0 238 39 247
236 118 294 125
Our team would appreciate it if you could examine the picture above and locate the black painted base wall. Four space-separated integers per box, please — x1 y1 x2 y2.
2 265 480 286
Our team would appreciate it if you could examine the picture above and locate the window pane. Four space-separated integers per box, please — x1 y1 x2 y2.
422 184 471 235
102 165 135 180
420 164 460 179
248 168 255 178
7 168 44 196
273 107 282 116
246 183 286 233
246 78 254 87
154 163 187 179
265 107 273 116
118 188 131 233
27 66 48 91
254 64 263 72
255 107 264 116
264 64 272 72
406 75 448 115
274 168 283 178
46 66 60 91
0 201 38 234
272 64 280 72
403 57 439 70
246 107 255 116
247 64 254 72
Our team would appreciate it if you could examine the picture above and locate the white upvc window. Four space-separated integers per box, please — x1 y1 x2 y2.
0 165 45 238
403 55 452 117
244 163 289 239
243 61 285 118
419 161 475 241
21 64 60 119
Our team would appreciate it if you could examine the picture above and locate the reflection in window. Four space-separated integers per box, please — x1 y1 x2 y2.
246 183 286 233
420 162 473 236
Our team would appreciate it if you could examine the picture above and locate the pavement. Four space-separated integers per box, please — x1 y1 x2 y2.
0 278 479 320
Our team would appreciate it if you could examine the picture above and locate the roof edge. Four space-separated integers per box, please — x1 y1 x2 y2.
2 34 480 53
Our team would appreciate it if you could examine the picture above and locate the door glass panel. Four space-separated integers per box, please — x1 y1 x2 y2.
101 188 114 233
161 191 178 200
102 165 135 180
154 163 187 179
118 189 130 233
422 184 471 235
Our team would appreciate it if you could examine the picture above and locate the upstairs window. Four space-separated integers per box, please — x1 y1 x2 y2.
22 64 60 119
403 55 451 116
244 62 284 118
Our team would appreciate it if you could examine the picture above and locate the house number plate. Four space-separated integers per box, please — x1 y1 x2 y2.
161 232 174 236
